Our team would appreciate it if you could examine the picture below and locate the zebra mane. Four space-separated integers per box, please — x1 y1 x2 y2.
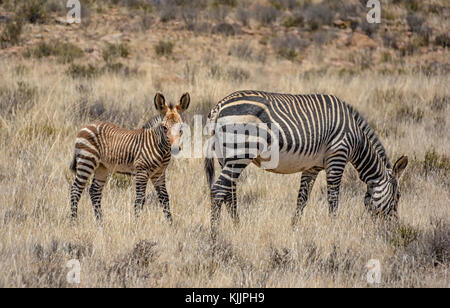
348 105 391 169
142 115 164 129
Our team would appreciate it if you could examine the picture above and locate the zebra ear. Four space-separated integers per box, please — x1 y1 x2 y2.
393 155 408 178
154 93 168 114
177 92 190 113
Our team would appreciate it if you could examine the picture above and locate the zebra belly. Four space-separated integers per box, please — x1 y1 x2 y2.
101 162 136 175
256 150 325 174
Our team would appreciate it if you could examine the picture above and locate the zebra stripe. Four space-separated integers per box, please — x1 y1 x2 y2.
205 90 408 235
69 92 190 222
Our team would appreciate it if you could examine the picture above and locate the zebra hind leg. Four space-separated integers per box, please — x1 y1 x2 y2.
210 159 251 238
70 159 96 220
89 165 108 221
292 167 321 226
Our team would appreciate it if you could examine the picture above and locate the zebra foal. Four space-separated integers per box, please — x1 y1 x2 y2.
69 92 190 221
205 90 408 235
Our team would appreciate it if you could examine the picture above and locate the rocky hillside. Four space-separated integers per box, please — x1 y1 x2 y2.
0 0 449 76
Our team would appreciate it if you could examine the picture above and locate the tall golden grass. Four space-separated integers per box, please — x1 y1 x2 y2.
0 55 448 287
0 0 449 287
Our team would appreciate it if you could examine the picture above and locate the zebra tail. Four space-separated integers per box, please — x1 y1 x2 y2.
204 157 215 192
70 155 77 173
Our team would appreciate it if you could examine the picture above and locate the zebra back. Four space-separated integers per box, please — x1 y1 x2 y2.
143 115 164 129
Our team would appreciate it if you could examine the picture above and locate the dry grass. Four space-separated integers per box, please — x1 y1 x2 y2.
0 0 449 288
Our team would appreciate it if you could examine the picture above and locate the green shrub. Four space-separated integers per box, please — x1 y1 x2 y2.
423 148 450 174
102 43 130 63
120 0 153 12
396 105 424 123
110 173 133 189
67 63 100 79
154 40 174 56
304 3 334 31
21 0 47 24
227 67 250 82
390 224 419 248
253 4 280 25
278 48 298 61
434 34 449 48
0 16 23 48
282 14 304 28
213 0 237 7
26 41 84 63
272 34 309 61
0 81 37 118
236 8 250 27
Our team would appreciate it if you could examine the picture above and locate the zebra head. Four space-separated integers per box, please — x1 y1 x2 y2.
154 92 190 155
364 155 408 218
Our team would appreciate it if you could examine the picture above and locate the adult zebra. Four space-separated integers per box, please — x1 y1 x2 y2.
205 90 408 234
70 92 190 222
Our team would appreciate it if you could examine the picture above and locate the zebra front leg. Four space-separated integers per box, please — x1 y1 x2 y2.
325 161 345 214
134 169 149 217
292 168 321 226
70 178 88 220
151 173 172 224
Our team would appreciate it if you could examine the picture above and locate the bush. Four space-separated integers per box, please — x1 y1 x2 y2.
272 33 309 61
382 31 398 49
140 13 154 31
282 12 304 28
67 63 100 79
253 5 280 25
396 105 424 123
154 40 174 56
434 34 449 48
312 30 334 46
226 67 250 82
159 5 178 23
269 0 298 11
406 13 424 34
102 43 130 63
0 16 23 48
209 4 230 22
213 0 237 7
211 23 236 36
21 0 47 24
181 7 199 31
305 3 334 30
120 0 153 12
25 40 84 63
360 21 379 38
229 41 253 60
45 0 66 13
110 173 133 189
236 8 250 27
423 148 450 174
0 81 37 118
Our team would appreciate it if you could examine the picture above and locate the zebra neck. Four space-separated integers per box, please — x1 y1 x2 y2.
148 124 171 154
351 133 389 186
